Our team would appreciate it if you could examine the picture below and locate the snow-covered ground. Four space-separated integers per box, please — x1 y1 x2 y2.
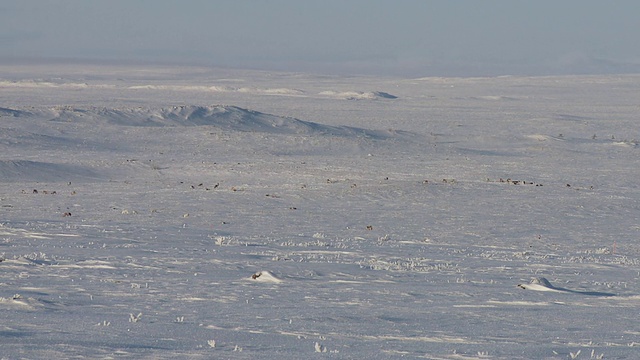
1 64 639 359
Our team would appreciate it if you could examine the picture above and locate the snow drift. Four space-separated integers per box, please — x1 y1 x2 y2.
0 107 31 118
0 160 100 182
518 277 615 296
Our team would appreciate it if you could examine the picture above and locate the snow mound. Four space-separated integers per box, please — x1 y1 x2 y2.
517 277 564 292
250 271 283 284
45 105 413 139
0 160 101 182
469 95 520 101
524 134 552 142
319 90 398 100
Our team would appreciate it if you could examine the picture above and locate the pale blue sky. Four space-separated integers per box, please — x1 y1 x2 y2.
1 0 639 76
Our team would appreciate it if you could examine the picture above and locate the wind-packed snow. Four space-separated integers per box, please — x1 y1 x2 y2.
1 64 640 359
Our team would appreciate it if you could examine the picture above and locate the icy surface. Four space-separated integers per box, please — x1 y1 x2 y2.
1 64 640 359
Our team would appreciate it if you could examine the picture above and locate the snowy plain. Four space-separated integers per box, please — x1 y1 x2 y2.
1 63 640 359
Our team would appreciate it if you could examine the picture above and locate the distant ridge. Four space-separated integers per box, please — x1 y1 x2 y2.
318 90 398 100
38 105 414 139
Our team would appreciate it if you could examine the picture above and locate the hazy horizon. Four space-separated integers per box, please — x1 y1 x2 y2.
2 1 640 77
